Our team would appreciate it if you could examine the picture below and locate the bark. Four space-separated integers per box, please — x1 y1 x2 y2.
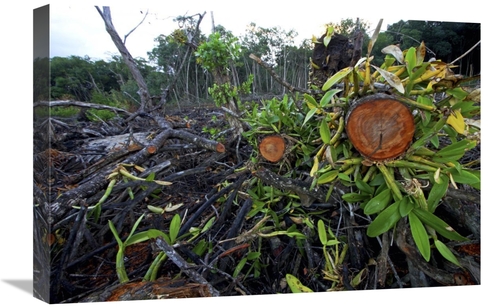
80 278 214 302
34 100 132 117
45 114 225 222
95 6 152 111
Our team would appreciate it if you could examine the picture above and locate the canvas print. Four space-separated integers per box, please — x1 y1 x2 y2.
33 3 480 304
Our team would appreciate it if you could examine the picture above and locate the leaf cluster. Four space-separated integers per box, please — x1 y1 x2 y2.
243 25 480 279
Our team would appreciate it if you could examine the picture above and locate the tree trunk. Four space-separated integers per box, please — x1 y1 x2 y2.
345 93 415 161
95 6 152 111
259 135 286 162
212 69 244 138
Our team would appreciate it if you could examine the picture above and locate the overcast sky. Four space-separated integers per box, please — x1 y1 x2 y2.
47 3 399 61
45 1 480 62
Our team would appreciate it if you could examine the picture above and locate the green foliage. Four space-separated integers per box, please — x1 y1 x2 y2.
195 32 241 73
108 212 187 283
50 55 121 101
243 29 480 274
311 37 479 262
371 20 480 74
286 274 313 293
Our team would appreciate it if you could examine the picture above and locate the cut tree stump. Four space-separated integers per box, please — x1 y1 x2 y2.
346 94 415 161
259 135 286 162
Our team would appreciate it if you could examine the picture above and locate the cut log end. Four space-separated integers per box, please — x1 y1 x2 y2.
259 135 286 163
346 94 415 161
147 145 157 154
216 143 226 153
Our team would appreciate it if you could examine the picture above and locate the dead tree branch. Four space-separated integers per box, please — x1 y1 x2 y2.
156 237 220 296
34 100 132 116
123 9 149 45
95 6 152 111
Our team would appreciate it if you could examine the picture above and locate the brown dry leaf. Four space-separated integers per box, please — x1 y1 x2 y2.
416 41 426 65
466 88 481 102
372 65 405 94
381 45 404 64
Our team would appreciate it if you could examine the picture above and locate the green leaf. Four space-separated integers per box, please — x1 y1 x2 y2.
317 170 339 184
115 247 128 283
446 87 469 100
192 240 208 256
320 89 341 107
302 107 317 127
367 200 402 237
434 139 476 163
325 239 340 246
108 220 123 246
430 134 440 149
317 219 328 246
409 212 431 261
412 207 468 241
201 217 216 233
341 192 369 203
427 175 449 213
126 230 159 246
319 118 331 144
364 188 392 215
337 172 352 182
434 239 461 267
169 214 181 244
323 35 331 47
145 172 156 181
233 257 247 278
322 66 353 91
146 229 170 243
304 94 319 109
405 47 417 76
247 252 261 261
451 100 480 117
355 179 374 195
147 205 164 214
125 214 145 244
409 62 431 82
398 196 414 217
351 268 367 287
449 168 480 185
286 274 313 293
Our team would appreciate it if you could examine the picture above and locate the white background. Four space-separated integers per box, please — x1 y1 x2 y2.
0 0 494 307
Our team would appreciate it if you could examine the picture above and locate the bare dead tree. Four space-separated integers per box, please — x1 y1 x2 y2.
95 6 153 112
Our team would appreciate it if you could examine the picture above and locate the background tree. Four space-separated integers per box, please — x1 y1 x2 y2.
372 20 480 75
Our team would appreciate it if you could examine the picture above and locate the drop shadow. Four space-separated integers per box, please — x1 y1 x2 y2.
2 279 33 295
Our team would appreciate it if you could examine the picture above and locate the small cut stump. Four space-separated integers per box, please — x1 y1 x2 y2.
346 94 415 161
259 135 286 163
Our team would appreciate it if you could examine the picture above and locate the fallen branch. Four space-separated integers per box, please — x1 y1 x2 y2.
34 100 132 116
156 237 220 297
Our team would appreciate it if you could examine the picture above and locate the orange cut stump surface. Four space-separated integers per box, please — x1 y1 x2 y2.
346 96 415 161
